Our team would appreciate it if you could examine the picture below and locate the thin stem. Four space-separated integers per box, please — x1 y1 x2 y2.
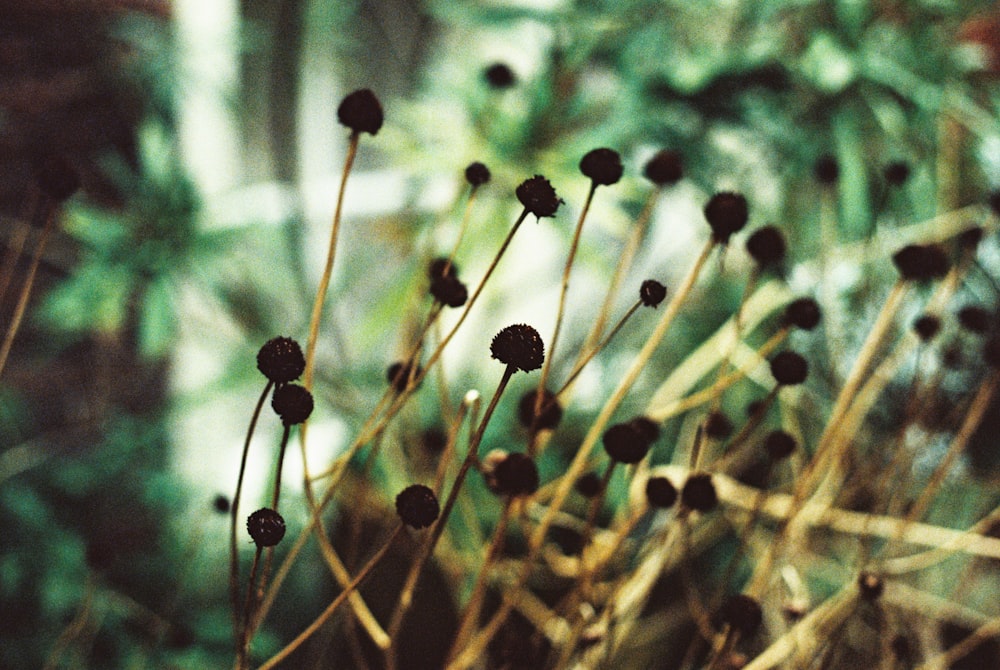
554 300 643 399
237 546 264 669
0 189 40 307
271 424 292 510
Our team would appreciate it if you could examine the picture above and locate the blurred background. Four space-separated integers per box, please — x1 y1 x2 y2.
3 0 1000 667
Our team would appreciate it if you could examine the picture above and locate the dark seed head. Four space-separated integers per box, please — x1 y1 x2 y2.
745 226 787 267
764 430 797 460
213 495 231 514
271 383 314 425
884 161 910 187
770 351 809 386
645 476 678 509
913 314 941 341
430 275 468 308
681 472 718 511
579 148 623 186
959 226 984 251
491 324 545 372
958 306 991 334
421 427 447 453
257 337 306 385
602 421 652 464
36 154 81 202
575 472 604 498
703 411 733 440
704 191 749 244
892 244 949 282
396 484 439 529
783 297 821 331
428 257 458 280
465 161 491 187
337 88 383 135
494 453 539 497
858 571 884 600
484 62 516 89
639 279 667 308
813 155 839 185
516 175 562 219
247 508 286 547
518 388 562 430
644 149 683 186
629 416 661 444
387 361 422 392
718 594 763 637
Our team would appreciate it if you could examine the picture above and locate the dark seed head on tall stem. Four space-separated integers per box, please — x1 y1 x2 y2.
247 508 286 547
783 298 821 331
603 421 654 464
484 63 516 89
387 361 422 392
493 453 539 497
644 149 683 186
892 244 949 281
575 472 604 498
579 148 623 186
745 225 786 267
770 351 809 386
465 161 491 186
428 257 459 280
813 155 839 185
645 476 678 509
515 176 562 219
913 314 941 341
704 191 749 244
640 279 667 308
681 472 718 511
491 324 545 372
257 337 306 385
271 384 314 425
764 430 797 460
430 275 468 308
337 88 384 135
396 484 439 529
518 389 562 430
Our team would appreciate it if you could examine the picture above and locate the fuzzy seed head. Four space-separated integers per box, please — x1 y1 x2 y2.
639 279 667 308
704 411 733 440
257 337 306 385
395 484 439 529
575 472 604 498
764 430 797 460
602 421 652 464
644 149 683 186
884 161 910 186
428 257 458 280
681 472 718 511
784 298 821 331
813 155 839 185
430 275 468 308
892 244 949 282
746 226 787 267
271 383 314 425
516 175 562 219
958 306 991 334
465 161 491 186
645 476 678 509
491 324 545 372
484 63 516 89
387 361 421 393
913 314 941 341
704 191 749 243
247 508 286 547
579 148 623 186
518 388 562 430
718 595 763 637
337 88 383 135
770 351 809 386
493 453 539 497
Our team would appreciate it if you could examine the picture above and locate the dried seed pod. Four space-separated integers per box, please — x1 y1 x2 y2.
337 88 383 135
764 430 797 460
639 279 667 308
913 314 941 341
883 161 910 187
575 472 604 498
396 484 440 529
892 244 949 281
770 351 809 386
428 257 459 280
257 337 306 385
958 306 991 334
645 476 678 509
484 62 516 89
465 161 491 186
718 594 763 637
813 155 839 185
491 324 545 372
493 453 539 497
247 508 286 547
517 389 562 430
644 149 683 186
704 191 749 244
603 421 653 464
430 275 468 308
579 148 623 186
783 298 821 331
704 411 733 440
629 416 661 444
681 472 717 511
386 361 422 392
271 383 314 425
745 226 786 267
516 175 562 219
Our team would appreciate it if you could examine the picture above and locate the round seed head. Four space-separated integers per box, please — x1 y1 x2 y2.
745 226 787 267
516 175 562 219
337 88 383 135
257 337 306 384
484 62 516 89
640 279 667 308
913 314 941 341
36 154 80 202
784 297 821 331
271 383 314 425
644 149 683 186
602 422 652 464
213 495 231 514
387 361 421 392
884 161 910 187
813 155 839 185
575 472 604 498
958 306 991 334
395 484 439 529
718 594 763 637
770 351 809 386
517 388 562 430
579 148 623 186
645 476 678 509
704 191 749 243
465 161 491 186
247 508 286 547
494 453 539 497
681 472 718 511
428 257 458 280
491 324 545 372
858 571 884 600
764 430 797 460
421 427 447 453
704 411 733 440
430 275 468 308
629 416 661 444
892 244 949 282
